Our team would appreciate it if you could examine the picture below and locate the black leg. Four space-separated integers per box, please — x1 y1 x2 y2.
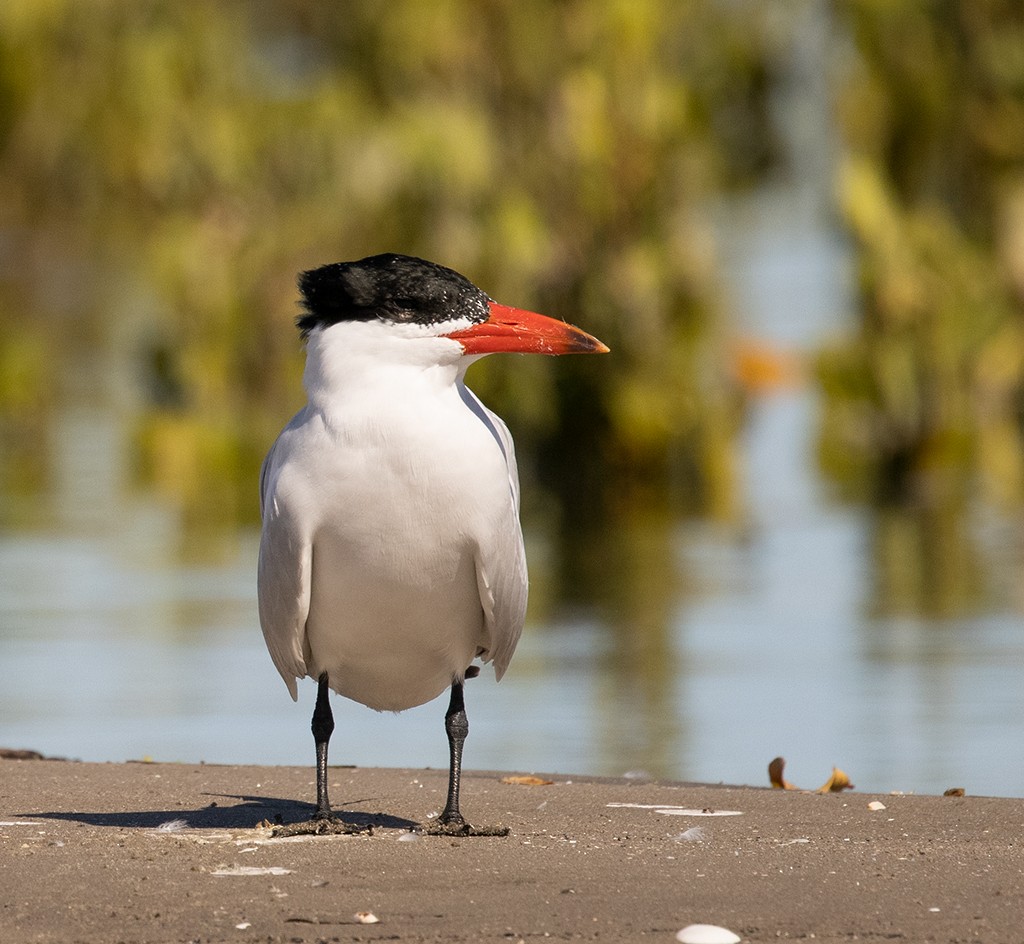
424 675 508 837
311 672 335 818
438 680 468 827
270 673 368 837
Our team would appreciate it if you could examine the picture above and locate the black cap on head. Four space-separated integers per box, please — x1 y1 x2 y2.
296 253 491 338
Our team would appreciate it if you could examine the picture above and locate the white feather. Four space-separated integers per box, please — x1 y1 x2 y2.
257 320 528 711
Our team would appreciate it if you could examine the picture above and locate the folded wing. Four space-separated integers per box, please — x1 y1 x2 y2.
462 390 529 679
257 437 312 700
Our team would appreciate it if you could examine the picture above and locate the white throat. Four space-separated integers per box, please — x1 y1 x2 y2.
302 320 471 412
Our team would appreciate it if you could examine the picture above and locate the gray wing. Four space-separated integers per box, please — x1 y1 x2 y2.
461 386 529 679
257 429 312 700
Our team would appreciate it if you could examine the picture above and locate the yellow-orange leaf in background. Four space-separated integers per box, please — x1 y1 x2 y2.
500 775 554 786
731 339 803 394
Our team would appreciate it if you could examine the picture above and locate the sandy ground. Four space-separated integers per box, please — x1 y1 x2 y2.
1 758 1021 943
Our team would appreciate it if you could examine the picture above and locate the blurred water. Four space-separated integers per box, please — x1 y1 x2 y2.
3 378 1024 797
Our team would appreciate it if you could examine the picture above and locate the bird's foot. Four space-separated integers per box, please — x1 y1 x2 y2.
424 814 509 838
271 812 371 838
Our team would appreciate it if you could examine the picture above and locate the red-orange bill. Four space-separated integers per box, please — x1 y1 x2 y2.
446 302 609 356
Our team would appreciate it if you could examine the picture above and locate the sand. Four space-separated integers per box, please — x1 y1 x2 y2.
1 758 1020 942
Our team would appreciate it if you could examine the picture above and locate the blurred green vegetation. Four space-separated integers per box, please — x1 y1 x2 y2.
820 0 1024 510
0 0 780 539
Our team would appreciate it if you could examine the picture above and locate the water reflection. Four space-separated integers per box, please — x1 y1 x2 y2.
562 505 686 778
869 503 985 620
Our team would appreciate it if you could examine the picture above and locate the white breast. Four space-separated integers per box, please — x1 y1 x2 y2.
257 321 527 711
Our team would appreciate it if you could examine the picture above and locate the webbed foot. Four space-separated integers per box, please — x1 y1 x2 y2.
424 815 509 838
271 812 371 838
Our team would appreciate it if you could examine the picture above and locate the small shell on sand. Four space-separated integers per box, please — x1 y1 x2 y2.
676 924 741 944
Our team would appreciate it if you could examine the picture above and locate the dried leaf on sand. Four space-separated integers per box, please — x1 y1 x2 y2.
769 757 855 793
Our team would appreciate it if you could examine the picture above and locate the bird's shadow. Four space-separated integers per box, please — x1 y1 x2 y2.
23 792 419 831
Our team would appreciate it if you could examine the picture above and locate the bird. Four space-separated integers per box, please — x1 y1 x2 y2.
257 252 608 835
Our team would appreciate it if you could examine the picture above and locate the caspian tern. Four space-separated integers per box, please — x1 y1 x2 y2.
258 253 607 835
